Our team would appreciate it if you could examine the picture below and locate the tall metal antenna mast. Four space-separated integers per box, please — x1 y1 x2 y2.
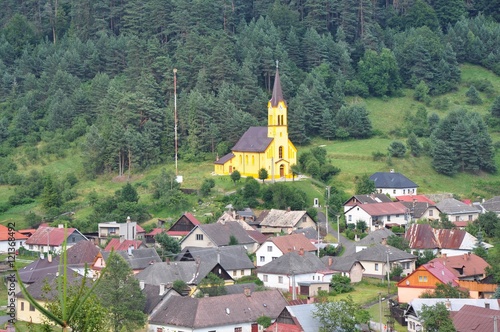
173 68 178 176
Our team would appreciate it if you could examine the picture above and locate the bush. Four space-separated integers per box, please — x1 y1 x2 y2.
372 151 386 161
329 274 353 294
388 141 406 158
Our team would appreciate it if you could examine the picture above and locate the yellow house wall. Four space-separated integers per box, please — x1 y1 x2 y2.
231 151 264 178
17 299 48 324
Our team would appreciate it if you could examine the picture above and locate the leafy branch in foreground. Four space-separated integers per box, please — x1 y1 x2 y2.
15 225 107 331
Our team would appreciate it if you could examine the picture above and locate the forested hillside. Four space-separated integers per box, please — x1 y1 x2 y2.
1 0 500 228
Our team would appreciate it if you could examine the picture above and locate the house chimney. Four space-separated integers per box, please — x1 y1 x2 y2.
299 248 304 256
307 296 315 304
159 283 166 295
139 280 145 290
445 299 451 310
287 207 291 212
48 253 52 263
243 286 251 297
464 253 468 260
381 238 387 245
429 261 434 268
442 253 447 258
127 245 133 256
127 216 131 223
328 256 333 267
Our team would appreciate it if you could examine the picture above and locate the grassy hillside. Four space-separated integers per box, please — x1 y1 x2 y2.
1 64 500 227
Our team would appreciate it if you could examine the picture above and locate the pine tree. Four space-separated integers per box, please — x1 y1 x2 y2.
466 85 482 105
490 96 500 118
407 133 422 157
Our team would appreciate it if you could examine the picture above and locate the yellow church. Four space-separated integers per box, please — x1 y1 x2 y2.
214 65 297 179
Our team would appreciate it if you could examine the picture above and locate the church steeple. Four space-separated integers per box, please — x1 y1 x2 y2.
270 60 286 107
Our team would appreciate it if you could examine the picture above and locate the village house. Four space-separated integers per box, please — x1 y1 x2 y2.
165 212 201 240
255 233 317 267
103 238 146 251
265 303 322 332
397 261 460 303
24 225 88 253
257 209 318 235
93 247 161 275
344 201 410 232
140 282 181 319
370 171 418 198
343 194 393 213
148 289 288 332
436 197 481 225
349 244 416 280
179 220 259 253
321 255 365 283
404 298 500 332
0 224 27 253
98 217 138 246
256 250 333 293
214 65 297 180
175 246 255 280
479 196 500 216
404 223 493 257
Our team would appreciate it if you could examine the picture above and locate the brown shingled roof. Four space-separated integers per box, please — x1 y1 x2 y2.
430 253 489 279
270 233 317 253
452 304 500 331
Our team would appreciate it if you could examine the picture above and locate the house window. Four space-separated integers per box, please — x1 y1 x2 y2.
20 302 24 311
71 236 75 242
241 269 245 275
348 215 352 222
393 190 396 194
279 146 283 159
403 190 406 194
387 215 391 221
235 328 242 332
455 216 460 222
29 303 35 311
278 276 283 283
429 210 433 217
252 156 255 165
418 276 428 282
272 257 277 260
267 246 272 252
375 263 379 271
233 270 237 277
396 214 400 218
157 328 163 332
196 234 204 241
29 245 33 250
468 215 473 221
263 275 268 282
260 256 265 262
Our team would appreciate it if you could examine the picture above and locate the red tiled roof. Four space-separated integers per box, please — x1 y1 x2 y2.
358 202 408 216
431 253 489 278
453 221 470 228
0 224 28 241
136 224 145 233
146 228 165 237
104 238 143 252
166 230 190 237
396 195 436 204
247 229 269 244
452 304 500 331
17 228 36 236
424 261 459 286
25 226 78 246
183 212 201 226
270 233 317 253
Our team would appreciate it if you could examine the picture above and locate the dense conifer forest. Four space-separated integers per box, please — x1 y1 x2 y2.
1 0 500 227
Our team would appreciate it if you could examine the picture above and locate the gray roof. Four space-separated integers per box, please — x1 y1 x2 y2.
353 244 416 262
482 196 500 213
436 198 480 215
214 152 235 165
348 194 393 204
292 227 319 240
259 209 311 228
270 67 286 107
142 285 180 315
224 283 258 295
321 255 363 273
257 251 327 275
405 298 500 317
400 201 439 219
287 304 322 332
342 229 395 257
196 221 256 246
149 289 287 328
231 127 273 152
136 261 201 285
17 268 86 300
369 172 418 189
176 246 255 270
102 248 161 270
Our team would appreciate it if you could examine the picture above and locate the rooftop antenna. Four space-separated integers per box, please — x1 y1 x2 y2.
173 68 178 176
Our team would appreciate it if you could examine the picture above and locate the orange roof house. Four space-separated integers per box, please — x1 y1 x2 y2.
397 261 459 303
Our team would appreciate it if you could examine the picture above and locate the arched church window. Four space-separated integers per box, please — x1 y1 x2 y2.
279 146 283 159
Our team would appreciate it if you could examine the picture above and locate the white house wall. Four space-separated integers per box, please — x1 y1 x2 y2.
180 229 214 250
229 268 252 279
257 272 319 291
346 207 408 231
0 240 25 253
377 188 417 198
255 242 283 267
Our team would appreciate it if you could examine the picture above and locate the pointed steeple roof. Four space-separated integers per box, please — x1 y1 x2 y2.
270 61 286 107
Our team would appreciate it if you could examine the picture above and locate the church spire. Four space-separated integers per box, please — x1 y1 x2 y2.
270 60 286 107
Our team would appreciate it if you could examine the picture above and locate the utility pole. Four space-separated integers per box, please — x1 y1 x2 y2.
337 214 340 245
173 68 178 177
326 186 330 235
386 250 391 294
379 293 383 332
